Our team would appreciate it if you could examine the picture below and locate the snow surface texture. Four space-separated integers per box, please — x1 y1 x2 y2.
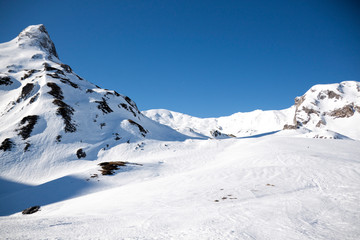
1 25 360 239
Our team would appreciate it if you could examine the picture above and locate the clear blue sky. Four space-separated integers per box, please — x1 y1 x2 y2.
1 0 359 117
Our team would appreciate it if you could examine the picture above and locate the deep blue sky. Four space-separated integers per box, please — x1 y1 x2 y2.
1 0 359 117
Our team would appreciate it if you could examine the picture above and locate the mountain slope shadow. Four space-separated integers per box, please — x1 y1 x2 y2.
0 178 32 197
0 176 95 216
238 130 280 139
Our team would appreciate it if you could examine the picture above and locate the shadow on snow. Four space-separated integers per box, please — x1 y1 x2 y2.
0 176 95 216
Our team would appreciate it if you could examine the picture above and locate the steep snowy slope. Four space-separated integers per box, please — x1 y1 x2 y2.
0 24 185 184
143 108 295 138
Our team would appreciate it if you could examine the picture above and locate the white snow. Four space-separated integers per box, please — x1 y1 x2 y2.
1 135 360 239
1 25 360 239
143 108 295 138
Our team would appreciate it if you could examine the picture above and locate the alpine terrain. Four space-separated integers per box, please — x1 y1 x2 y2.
1 25 360 240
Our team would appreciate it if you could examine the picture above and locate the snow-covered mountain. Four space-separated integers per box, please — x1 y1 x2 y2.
284 81 360 139
0 24 185 183
144 81 360 140
143 108 295 138
1 25 360 240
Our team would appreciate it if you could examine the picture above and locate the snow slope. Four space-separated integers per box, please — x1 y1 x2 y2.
1 135 360 239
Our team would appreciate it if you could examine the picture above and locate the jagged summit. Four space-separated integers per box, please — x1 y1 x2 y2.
17 24 59 59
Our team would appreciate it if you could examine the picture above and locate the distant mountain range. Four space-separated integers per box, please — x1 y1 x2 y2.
144 81 360 140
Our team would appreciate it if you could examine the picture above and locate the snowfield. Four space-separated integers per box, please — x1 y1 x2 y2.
1 24 360 239
1 133 360 239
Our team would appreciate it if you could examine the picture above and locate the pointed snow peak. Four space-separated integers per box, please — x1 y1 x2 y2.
17 24 59 59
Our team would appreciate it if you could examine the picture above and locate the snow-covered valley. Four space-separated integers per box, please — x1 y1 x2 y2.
1 25 360 239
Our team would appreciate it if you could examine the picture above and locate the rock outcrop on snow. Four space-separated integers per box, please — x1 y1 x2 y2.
284 81 360 139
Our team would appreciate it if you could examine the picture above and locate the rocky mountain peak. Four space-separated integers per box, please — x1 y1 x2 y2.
17 24 59 59
284 81 360 139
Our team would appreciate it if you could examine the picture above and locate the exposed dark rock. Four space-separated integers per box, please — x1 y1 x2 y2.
0 138 14 151
316 120 325 127
294 96 305 108
18 115 39 140
22 206 40 215
128 119 147 135
128 106 137 117
53 100 76 132
75 74 83 80
327 90 341 99
124 96 139 111
210 130 223 138
329 105 355 118
17 83 35 103
31 54 43 60
95 98 113 114
86 89 94 93
119 103 129 110
29 93 40 104
114 133 121 141
302 107 319 116
0 75 13 85
114 91 120 97
47 82 63 100
43 62 60 72
99 161 127 175
46 73 60 79
24 142 31 152
60 64 72 73
283 124 298 130
355 105 360 113
21 69 40 80
98 161 142 175
56 135 62 143
59 78 78 89
317 92 326 100
76 148 86 159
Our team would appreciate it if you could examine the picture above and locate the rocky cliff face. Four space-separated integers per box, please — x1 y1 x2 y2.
284 81 360 139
